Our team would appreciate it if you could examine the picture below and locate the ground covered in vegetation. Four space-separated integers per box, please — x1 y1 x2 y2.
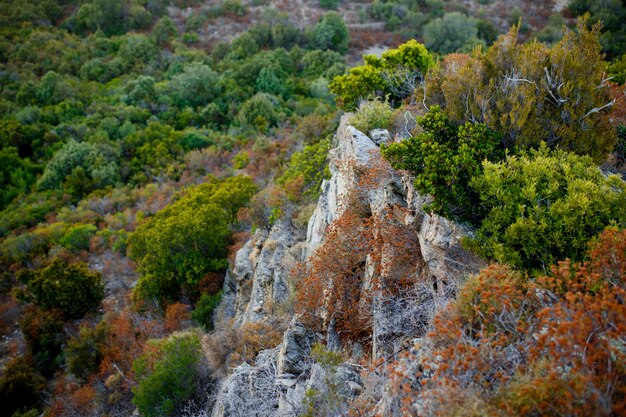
0 1 626 417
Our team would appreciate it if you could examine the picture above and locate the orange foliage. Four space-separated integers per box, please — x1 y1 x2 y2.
384 227 626 416
609 82 626 125
295 207 374 343
47 377 98 417
164 302 191 333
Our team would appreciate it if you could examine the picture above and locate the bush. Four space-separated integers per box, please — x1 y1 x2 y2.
17 258 104 319
319 0 339 9
19 307 66 377
191 291 222 331
470 145 626 271
312 12 350 54
330 40 433 110
349 97 393 134
277 137 331 200
37 139 119 195
60 223 97 252
381 106 503 221
0 356 46 417
427 18 617 162
132 333 210 417
128 177 255 303
423 12 478 55
153 16 178 45
65 323 107 380
236 93 281 132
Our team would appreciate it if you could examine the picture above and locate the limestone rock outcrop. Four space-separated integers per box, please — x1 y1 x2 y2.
210 115 486 416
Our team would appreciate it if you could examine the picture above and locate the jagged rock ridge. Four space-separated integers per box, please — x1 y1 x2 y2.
211 115 486 416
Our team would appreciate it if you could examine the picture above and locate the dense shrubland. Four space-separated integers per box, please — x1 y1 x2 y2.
0 1 346 415
299 12 626 416
1 1 626 416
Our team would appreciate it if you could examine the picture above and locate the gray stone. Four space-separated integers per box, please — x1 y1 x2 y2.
277 316 314 376
369 128 391 145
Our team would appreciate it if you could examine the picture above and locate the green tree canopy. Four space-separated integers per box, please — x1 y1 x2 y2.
128 176 256 303
312 12 350 54
382 106 503 221
330 39 433 110
17 259 104 319
470 145 626 271
132 333 208 417
423 12 479 54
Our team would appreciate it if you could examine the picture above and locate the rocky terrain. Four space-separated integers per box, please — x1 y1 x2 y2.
210 113 486 416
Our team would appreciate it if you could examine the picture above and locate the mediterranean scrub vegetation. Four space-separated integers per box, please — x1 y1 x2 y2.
0 0 346 415
1 1 626 416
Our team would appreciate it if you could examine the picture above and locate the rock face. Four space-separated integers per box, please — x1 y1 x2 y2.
210 115 486 416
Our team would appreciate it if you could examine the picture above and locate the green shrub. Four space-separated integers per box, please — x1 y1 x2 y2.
608 53 626 85
349 97 393 134
132 333 209 417
65 323 107 380
470 144 626 271
0 356 46 417
382 106 503 221
17 258 104 319
60 223 97 252
278 137 331 200
423 12 478 54
330 40 433 110
191 291 222 331
237 93 281 132
152 16 178 45
19 308 66 377
319 0 339 10
312 12 350 53
128 176 255 303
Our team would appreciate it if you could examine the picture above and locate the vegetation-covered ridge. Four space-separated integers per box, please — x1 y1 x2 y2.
0 1 625 417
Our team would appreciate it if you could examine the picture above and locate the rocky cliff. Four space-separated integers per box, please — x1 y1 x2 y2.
210 114 486 416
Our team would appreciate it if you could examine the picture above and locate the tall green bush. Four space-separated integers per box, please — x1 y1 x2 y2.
132 333 208 417
330 40 433 110
17 259 104 319
382 106 503 221
470 145 626 271
128 176 255 303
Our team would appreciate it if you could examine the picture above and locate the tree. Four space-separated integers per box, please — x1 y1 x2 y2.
382 106 503 221
423 12 478 55
470 144 626 271
65 323 107 380
128 177 254 303
60 224 98 252
330 40 433 110
0 147 37 210
19 307 66 377
237 93 281 131
17 259 104 319
319 0 339 9
132 333 210 417
426 18 618 161
169 62 221 108
153 16 178 45
37 139 119 195
568 0 626 58
312 12 350 54
0 356 47 417
191 291 222 331
124 75 157 108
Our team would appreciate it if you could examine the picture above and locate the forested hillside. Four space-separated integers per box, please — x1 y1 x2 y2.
0 1 625 417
